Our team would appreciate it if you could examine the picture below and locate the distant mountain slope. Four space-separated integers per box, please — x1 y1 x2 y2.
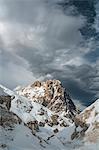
74 99 99 142
0 87 8 96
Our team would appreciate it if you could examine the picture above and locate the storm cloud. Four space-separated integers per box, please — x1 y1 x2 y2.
0 0 99 107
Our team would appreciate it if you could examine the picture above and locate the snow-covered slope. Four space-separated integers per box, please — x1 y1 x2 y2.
74 99 99 143
75 99 99 130
0 84 73 132
0 84 99 150
0 84 76 150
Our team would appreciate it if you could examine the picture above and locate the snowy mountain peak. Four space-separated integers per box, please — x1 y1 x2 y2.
15 80 77 117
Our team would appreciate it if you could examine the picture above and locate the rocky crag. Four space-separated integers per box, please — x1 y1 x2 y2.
15 80 77 118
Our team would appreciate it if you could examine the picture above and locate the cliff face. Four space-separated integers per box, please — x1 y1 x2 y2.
15 80 77 117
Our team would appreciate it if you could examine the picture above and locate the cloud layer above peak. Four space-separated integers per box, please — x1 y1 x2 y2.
0 0 99 106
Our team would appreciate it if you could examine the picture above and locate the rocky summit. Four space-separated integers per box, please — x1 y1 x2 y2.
15 80 77 117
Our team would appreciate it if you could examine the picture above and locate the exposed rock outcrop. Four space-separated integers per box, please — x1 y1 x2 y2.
0 95 11 110
72 99 99 142
16 80 77 118
0 95 22 129
27 120 39 134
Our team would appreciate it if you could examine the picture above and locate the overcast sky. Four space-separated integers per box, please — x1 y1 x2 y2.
0 0 99 107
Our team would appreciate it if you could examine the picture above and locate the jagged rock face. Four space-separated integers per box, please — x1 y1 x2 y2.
73 99 99 142
0 107 21 128
0 95 11 110
16 80 77 116
74 99 99 130
0 95 22 129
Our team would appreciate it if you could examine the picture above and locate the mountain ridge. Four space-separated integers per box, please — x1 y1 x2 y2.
0 81 99 150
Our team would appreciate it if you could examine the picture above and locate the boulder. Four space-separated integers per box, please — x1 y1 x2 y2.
0 95 11 110
31 81 41 87
53 128 59 133
27 120 39 133
39 122 45 127
50 114 59 125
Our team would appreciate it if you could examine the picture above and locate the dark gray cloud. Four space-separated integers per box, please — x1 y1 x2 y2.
0 0 99 107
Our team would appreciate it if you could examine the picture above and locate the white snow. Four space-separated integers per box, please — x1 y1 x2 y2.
0 124 42 150
0 84 99 150
0 84 15 96
16 85 45 100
